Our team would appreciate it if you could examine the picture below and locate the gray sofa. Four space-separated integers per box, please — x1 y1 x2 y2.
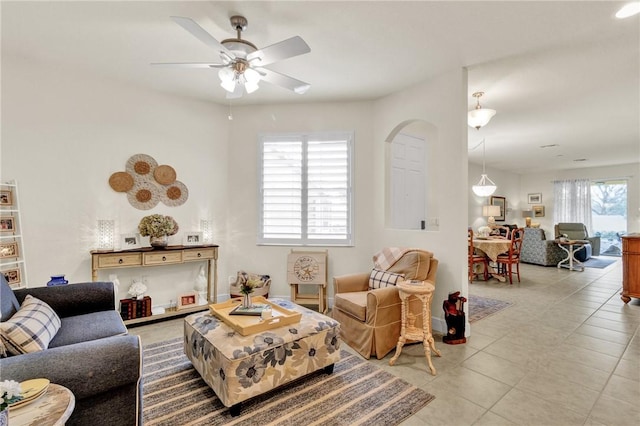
0 276 142 425
555 222 600 257
520 228 567 266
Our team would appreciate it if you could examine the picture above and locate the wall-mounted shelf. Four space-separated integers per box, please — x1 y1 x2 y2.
1 180 28 289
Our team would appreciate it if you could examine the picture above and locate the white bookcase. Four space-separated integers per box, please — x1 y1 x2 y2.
1 180 28 289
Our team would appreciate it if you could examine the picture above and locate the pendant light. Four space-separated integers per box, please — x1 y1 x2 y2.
468 92 496 130
472 139 497 197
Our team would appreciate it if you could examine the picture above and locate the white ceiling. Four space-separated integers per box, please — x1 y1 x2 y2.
2 1 638 174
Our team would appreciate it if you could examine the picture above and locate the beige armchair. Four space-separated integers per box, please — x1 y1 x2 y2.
331 249 438 359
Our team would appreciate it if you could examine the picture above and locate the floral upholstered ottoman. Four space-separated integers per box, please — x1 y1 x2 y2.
184 299 341 415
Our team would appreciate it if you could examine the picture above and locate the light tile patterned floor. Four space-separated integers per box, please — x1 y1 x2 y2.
131 259 639 425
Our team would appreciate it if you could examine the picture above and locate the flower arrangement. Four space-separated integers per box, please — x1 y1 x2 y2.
1 380 23 410
240 278 261 295
138 214 179 238
128 279 147 299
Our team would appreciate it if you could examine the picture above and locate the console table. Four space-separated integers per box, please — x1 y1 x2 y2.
91 245 218 325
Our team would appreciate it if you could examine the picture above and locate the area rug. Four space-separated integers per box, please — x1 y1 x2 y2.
468 295 513 323
582 257 617 269
143 338 435 425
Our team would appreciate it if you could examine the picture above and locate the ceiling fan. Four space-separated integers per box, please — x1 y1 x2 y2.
153 16 311 99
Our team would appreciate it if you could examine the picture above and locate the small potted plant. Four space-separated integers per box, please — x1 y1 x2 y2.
138 214 179 248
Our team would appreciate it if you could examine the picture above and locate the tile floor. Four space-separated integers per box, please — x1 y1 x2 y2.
130 259 640 426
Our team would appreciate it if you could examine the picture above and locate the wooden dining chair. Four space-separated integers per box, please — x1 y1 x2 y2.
468 229 489 282
496 227 524 284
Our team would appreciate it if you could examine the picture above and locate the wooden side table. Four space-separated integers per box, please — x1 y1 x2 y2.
9 383 75 426
556 239 589 271
389 280 441 375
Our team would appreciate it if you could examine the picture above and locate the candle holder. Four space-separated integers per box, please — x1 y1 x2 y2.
200 220 213 244
97 220 115 251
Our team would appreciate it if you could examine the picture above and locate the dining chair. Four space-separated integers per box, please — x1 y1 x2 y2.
491 225 511 239
496 227 524 284
468 229 489 282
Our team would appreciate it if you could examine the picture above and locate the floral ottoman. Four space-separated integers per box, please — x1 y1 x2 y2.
184 299 341 415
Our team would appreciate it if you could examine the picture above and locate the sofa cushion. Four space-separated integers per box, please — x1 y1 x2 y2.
0 295 61 355
49 311 127 348
369 269 404 289
1 275 20 322
334 292 367 322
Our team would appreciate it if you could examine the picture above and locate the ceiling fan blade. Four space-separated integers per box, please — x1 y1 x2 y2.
226 84 244 99
247 36 310 66
258 68 311 94
170 16 235 59
150 62 226 68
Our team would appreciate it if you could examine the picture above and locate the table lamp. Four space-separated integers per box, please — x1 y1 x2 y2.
522 210 534 227
482 205 501 227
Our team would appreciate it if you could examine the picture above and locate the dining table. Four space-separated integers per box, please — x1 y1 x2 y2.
472 237 512 282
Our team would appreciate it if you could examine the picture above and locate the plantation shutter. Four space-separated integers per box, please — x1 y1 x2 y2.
259 132 352 246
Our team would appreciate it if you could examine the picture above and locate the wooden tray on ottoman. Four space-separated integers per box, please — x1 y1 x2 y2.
209 296 302 336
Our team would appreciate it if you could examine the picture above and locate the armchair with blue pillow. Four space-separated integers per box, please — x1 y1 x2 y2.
555 222 600 259
0 275 142 425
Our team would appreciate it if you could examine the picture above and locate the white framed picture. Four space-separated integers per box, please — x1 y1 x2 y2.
528 193 542 204
183 232 203 246
120 233 142 250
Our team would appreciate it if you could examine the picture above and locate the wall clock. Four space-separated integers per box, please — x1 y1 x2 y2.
287 250 328 313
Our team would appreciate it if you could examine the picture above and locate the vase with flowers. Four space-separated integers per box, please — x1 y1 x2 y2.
138 214 179 248
239 278 260 308
1 380 23 423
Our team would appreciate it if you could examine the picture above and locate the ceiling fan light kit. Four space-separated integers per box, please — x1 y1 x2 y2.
153 15 311 99
468 92 497 130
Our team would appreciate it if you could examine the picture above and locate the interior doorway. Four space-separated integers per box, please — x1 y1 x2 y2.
390 132 426 229
591 180 627 256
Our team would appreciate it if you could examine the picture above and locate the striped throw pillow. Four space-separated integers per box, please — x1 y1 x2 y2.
0 295 61 355
369 269 404 290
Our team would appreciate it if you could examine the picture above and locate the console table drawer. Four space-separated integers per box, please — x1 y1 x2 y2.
96 253 142 268
143 252 183 265
183 248 217 261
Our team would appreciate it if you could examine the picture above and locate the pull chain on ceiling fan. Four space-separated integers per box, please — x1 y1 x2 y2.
152 15 311 99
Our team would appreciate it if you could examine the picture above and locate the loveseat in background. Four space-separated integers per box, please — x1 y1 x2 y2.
0 277 142 426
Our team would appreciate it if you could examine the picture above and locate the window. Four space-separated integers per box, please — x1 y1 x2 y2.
259 132 353 246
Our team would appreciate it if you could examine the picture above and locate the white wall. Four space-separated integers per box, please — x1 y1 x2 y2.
1 54 228 306
223 101 376 298
372 69 469 333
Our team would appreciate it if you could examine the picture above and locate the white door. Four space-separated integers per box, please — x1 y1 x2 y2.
391 133 426 229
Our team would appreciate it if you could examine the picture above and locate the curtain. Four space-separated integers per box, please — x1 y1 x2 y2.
553 178 592 230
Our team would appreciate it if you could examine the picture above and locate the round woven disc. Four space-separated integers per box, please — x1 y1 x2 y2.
127 180 159 210
154 165 177 185
160 180 188 207
126 154 158 178
108 172 134 192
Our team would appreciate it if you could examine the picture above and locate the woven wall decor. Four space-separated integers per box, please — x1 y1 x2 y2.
109 154 189 210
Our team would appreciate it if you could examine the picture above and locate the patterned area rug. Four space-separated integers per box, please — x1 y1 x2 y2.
143 338 435 425
468 295 513 323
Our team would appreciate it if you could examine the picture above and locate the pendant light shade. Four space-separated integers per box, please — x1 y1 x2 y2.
473 174 497 196
471 138 497 197
468 92 496 130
